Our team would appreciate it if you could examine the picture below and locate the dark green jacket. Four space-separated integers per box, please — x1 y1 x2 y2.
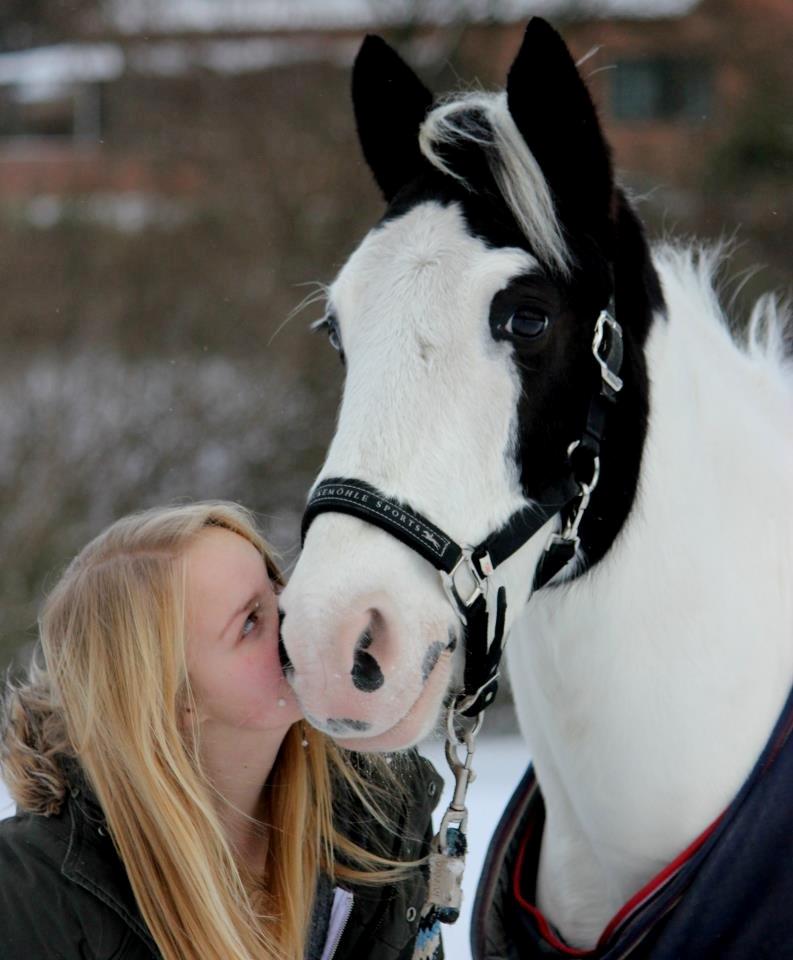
0 755 443 960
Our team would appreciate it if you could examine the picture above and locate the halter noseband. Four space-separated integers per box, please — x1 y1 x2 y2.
300 305 624 719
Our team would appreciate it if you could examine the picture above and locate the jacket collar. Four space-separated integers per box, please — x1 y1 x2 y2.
61 786 158 955
55 751 445 960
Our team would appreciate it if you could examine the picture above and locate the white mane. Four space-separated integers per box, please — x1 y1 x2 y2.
418 91 571 275
653 242 793 371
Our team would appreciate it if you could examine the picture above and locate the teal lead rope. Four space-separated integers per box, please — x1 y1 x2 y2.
427 825 468 923
412 903 444 960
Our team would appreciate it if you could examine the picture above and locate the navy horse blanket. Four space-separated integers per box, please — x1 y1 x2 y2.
472 683 793 959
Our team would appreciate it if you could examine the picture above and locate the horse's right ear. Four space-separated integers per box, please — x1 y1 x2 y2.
506 18 613 240
352 35 434 202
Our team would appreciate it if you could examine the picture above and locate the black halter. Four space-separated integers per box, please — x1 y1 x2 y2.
301 306 624 718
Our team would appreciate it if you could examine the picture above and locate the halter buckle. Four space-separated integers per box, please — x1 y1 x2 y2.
592 310 624 395
441 549 488 621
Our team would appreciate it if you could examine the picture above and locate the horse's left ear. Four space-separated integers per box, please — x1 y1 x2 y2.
506 18 613 236
352 35 434 202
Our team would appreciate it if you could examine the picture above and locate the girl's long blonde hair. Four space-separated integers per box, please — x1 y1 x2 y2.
1 502 410 960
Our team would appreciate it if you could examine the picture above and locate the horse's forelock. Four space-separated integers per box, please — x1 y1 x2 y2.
418 91 571 276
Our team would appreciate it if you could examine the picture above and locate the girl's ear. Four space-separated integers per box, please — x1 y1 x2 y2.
506 17 613 237
352 35 434 202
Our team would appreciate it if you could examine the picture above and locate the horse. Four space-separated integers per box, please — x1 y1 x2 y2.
279 18 793 957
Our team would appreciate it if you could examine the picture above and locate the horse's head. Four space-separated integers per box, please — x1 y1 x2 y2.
280 19 658 749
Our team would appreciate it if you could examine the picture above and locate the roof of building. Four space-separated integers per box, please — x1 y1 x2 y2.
0 43 123 88
0 0 704 91
104 0 703 34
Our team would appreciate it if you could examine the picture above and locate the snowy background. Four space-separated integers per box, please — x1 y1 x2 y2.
0 733 529 960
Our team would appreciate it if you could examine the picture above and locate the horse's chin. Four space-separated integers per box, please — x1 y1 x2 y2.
319 651 454 753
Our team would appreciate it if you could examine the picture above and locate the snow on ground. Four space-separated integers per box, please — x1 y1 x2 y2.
0 780 12 819
0 734 530 960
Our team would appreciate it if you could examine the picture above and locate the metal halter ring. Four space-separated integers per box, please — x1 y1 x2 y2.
559 440 601 547
567 439 601 491
440 548 488 622
446 702 485 747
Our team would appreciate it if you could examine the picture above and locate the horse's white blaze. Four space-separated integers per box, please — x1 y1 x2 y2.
280 202 555 747
508 247 793 943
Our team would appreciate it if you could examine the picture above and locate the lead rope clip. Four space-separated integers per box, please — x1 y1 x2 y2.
427 705 483 924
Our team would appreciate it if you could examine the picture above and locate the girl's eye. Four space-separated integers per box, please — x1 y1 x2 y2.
504 311 549 339
242 606 260 638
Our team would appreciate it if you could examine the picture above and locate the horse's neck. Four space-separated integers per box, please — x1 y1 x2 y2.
507 248 793 948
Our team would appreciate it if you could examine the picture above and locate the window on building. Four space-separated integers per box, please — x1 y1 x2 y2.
611 57 712 123
0 81 101 140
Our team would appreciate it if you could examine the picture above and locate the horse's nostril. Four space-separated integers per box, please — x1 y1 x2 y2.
352 628 385 692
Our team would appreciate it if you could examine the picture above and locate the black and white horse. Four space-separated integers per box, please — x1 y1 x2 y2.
280 19 793 952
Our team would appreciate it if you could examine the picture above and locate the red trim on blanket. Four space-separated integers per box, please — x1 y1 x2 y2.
597 813 723 945
512 809 724 957
512 816 592 957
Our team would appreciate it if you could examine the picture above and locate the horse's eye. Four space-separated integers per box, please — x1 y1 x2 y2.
326 316 342 352
503 310 549 339
312 312 342 353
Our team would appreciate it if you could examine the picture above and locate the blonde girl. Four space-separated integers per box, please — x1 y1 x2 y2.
0 502 442 960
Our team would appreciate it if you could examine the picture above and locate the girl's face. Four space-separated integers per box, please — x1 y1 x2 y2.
184 526 303 734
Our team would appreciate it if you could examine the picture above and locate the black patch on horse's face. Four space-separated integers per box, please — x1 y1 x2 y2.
380 160 612 488
375 173 657 572
315 717 372 734
421 640 446 683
